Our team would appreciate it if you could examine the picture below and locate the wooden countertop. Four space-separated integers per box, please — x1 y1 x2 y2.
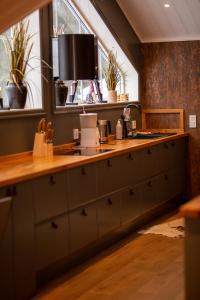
179 195 200 218
0 133 187 188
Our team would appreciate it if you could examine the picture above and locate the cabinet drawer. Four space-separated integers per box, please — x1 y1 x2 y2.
156 172 175 204
36 214 69 271
97 155 126 195
140 145 159 179
157 142 171 172
140 177 158 213
33 172 68 223
121 184 142 224
68 164 97 209
69 204 98 253
97 192 121 237
122 150 143 185
170 166 186 198
169 138 186 168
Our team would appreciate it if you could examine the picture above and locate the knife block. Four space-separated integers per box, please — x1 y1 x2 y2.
33 132 46 157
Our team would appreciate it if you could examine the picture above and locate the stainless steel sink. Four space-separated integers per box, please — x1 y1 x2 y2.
126 132 177 139
54 148 113 156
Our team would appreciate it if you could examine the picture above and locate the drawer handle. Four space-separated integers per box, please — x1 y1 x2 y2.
51 221 58 229
50 175 56 185
129 189 135 196
6 186 16 197
107 159 112 167
128 153 133 160
164 174 169 181
147 148 152 155
107 198 113 205
164 143 168 149
81 209 87 216
81 167 86 176
171 141 175 147
147 181 152 188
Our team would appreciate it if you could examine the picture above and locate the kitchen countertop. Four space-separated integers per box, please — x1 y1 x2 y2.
0 133 187 188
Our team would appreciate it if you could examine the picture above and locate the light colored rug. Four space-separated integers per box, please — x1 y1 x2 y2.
138 218 184 238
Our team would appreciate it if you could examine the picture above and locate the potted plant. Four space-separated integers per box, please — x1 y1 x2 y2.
4 20 51 109
104 50 120 103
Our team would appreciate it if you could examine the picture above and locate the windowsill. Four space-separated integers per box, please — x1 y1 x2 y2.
54 101 139 114
0 108 46 119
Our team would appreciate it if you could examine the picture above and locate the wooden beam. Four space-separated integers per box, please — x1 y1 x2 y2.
0 0 51 33
179 196 200 218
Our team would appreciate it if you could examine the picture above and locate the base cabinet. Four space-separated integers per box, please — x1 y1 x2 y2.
69 204 98 253
36 215 69 271
97 192 121 237
121 185 142 224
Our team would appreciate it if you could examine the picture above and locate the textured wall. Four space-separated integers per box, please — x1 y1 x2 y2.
141 41 200 197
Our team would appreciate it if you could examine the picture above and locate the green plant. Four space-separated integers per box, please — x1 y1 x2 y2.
3 20 51 91
103 50 121 91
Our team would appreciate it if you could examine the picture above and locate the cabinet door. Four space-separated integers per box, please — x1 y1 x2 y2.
157 142 171 172
156 172 174 205
122 150 143 185
98 192 121 237
169 138 186 168
0 189 14 300
33 171 68 223
140 145 159 179
140 177 158 213
97 155 126 195
69 204 98 253
12 182 36 300
170 166 186 198
68 163 97 209
121 184 142 224
36 214 69 271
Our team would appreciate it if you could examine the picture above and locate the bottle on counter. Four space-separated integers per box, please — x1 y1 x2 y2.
116 119 123 140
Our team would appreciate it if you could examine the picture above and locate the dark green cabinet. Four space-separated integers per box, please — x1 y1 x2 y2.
97 192 121 237
68 164 97 209
121 184 142 224
36 214 69 271
69 204 98 253
33 172 68 223
140 177 158 213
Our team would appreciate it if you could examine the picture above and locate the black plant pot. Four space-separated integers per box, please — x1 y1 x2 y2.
5 83 27 109
55 81 68 106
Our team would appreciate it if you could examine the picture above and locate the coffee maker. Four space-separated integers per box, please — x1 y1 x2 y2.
80 113 100 148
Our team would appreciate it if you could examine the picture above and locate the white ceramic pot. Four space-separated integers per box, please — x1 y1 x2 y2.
107 90 117 103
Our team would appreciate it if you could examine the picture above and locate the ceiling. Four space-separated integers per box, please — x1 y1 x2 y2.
117 0 200 42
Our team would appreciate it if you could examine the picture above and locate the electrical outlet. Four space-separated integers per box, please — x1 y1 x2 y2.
189 115 197 128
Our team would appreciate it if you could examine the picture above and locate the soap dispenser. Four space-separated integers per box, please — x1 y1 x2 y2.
116 119 123 140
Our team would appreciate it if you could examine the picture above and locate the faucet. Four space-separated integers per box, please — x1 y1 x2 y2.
121 102 141 138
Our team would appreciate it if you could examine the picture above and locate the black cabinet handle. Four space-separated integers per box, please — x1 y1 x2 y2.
50 175 56 185
51 221 58 229
147 181 152 188
81 167 86 175
147 148 152 155
129 189 135 196
164 174 169 181
107 159 112 167
81 209 87 216
171 141 175 147
128 153 133 160
164 143 168 149
107 198 113 205
6 186 16 197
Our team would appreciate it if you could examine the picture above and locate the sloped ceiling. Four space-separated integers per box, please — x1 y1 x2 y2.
117 0 200 42
0 0 51 33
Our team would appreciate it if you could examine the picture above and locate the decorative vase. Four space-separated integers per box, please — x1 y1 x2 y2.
5 82 27 109
55 80 68 106
107 90 117 103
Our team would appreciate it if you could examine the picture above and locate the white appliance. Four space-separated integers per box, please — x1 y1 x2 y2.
79 113 100 148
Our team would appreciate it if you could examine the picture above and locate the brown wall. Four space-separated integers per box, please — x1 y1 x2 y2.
141 41 200 197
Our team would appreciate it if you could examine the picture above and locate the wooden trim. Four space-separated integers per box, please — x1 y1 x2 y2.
142 109 185 133
179 196 200 218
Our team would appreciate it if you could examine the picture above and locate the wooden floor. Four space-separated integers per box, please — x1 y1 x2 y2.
32 212 184 300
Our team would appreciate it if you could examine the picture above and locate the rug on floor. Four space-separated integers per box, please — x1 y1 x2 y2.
138 218 184 238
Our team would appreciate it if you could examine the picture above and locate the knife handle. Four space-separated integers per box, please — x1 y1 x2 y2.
37 118 46 133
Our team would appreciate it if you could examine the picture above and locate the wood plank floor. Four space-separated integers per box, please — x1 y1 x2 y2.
32 212 184 300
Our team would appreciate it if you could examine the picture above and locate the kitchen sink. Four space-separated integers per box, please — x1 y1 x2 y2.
54 148 113 156
126 132 177 139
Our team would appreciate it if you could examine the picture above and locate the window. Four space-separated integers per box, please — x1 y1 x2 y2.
52 0 126 105
0 10 42 110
